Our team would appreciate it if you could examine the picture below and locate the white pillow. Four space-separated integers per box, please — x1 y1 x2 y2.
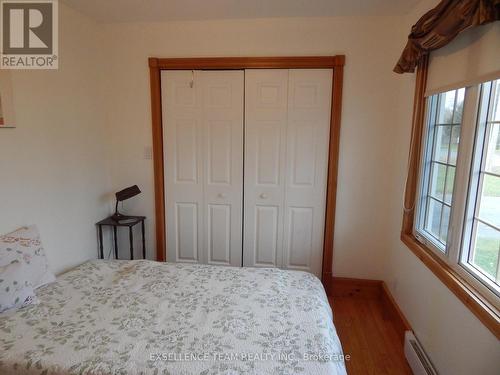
0 225 55 289
0 260 38 313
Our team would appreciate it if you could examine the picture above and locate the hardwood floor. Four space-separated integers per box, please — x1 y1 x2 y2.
329 296 412 375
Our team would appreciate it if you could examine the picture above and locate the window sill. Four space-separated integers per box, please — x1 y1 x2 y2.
401 232 500 339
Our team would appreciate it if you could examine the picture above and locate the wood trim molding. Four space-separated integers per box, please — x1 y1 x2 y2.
322 64 344 284
400 56 500 339
148 55 346 283
329 277 382 299
329 277 412 344
380 282 412 345
149 61 165 262
149 56 345 70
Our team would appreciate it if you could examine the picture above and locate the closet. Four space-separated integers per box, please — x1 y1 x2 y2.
161 68 332 276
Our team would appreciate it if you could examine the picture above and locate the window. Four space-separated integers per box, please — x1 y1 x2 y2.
415 79 500 309
461 80 500 293
416 88 464 252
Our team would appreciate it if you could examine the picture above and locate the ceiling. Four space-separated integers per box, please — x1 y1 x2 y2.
62 0 421 23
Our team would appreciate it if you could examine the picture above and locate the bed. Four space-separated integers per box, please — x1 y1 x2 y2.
0 260 347 375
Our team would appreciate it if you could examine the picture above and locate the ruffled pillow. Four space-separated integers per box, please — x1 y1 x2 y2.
0 260 38 313
0 225 55 289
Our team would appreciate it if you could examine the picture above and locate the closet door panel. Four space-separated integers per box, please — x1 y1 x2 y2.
201 71 244 266
207 120 232 184
175 203 199 261
254 205 279 266
256 122 281 185
283 69 333 276
243 70 288 269
162 71 204 263
207 203 231 263
174 119 198 183
287 207 314 267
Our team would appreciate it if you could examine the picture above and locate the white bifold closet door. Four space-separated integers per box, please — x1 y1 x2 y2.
162 70 244 267
243 69 333 276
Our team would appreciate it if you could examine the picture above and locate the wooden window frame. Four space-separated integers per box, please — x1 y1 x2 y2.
148 55 345 288
402 56 500 339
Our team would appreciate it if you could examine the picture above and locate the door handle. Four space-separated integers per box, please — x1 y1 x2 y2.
218 193 227 199
259 193 268 199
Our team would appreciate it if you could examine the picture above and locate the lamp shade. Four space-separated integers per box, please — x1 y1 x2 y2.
116 185 141 202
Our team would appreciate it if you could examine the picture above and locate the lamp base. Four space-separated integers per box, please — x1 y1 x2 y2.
111 213 127 222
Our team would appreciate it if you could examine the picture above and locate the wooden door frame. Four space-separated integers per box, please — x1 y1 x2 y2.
149 55 345 286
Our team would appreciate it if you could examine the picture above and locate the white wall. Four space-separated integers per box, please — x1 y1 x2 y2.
102 15 406 279
102 7 500 375
0 71 16 126
1 2 498 373
0 3 111 273
384 1 500 374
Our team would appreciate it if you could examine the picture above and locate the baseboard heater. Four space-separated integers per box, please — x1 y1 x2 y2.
404 331 438 375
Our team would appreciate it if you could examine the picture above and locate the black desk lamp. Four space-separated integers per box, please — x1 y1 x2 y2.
112 185 141 221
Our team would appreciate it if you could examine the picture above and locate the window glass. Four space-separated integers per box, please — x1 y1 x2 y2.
463 79 500 288
418 88 465 251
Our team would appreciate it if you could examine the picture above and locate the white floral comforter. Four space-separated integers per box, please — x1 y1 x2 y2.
0 260 347 375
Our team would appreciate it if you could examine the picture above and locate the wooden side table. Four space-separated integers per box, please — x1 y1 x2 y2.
96 216 146 260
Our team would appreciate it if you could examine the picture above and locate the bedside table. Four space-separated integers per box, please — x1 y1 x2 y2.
96 216 146 260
